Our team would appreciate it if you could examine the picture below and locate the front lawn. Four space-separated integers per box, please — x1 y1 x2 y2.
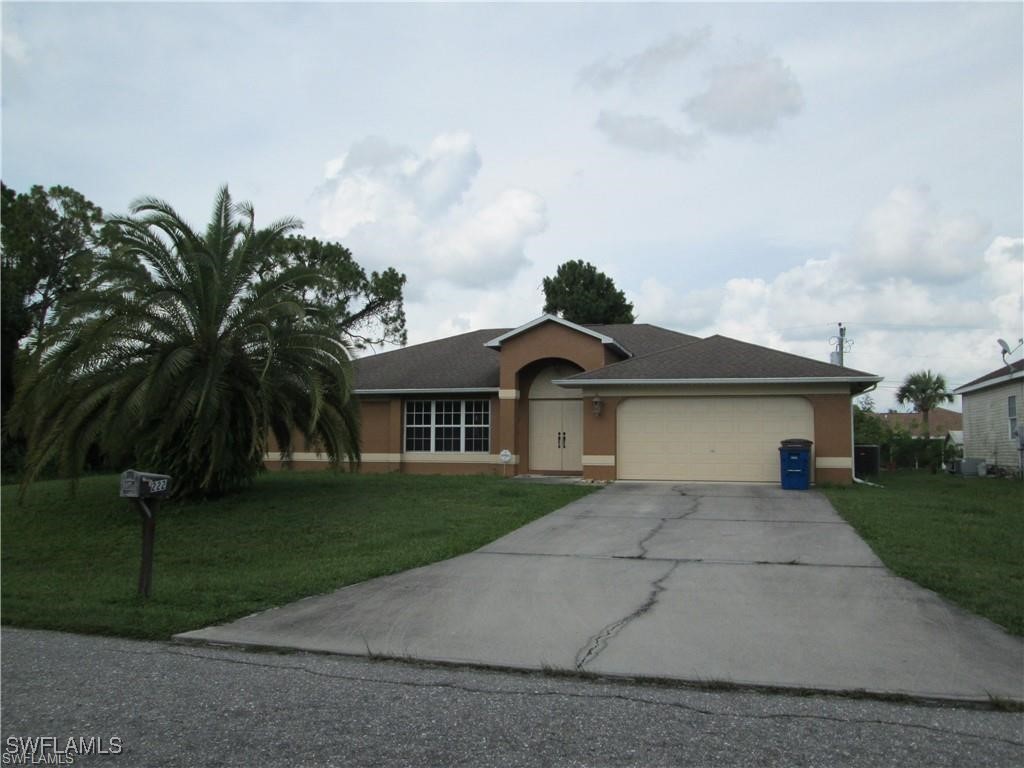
823 471 1023 635
1 472 597 639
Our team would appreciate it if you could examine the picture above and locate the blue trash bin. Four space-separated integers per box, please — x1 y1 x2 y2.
779 439 812 490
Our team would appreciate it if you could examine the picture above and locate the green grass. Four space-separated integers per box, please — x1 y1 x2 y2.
1 472 597 640
823 471 1023 635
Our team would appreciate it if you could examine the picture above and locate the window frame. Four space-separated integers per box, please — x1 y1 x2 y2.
403 399 491 453
1009 395 1018 440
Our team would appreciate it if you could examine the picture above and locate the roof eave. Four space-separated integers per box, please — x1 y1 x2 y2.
954 369 1024 396
552 376 884 387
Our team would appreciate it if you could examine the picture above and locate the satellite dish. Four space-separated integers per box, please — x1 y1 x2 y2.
998 338 1011 355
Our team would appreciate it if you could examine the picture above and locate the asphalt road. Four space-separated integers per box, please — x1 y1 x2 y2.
2 628 1021 767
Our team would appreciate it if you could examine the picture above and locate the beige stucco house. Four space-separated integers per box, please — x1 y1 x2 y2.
268 315 881 485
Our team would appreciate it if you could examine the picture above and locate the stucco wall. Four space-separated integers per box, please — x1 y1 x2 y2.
498 323 605 389
962 380 1024 469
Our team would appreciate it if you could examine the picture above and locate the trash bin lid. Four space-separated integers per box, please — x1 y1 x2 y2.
780 438 813 448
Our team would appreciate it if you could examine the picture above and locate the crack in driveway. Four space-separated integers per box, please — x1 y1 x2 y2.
574 561 681 671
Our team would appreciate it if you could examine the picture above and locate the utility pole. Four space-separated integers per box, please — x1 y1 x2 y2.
829 323 853 366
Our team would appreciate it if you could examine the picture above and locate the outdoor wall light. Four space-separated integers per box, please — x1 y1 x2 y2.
592 395 603 416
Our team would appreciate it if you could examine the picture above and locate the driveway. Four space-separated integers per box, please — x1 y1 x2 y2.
177 483 1023 702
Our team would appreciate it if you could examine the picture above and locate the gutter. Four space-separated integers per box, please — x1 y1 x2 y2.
552 376 884 387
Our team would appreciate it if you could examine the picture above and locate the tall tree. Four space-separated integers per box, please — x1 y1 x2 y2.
895 370 954 437
259 235 406 349
1 183 109 420
10 187 360 499
542 260 635 324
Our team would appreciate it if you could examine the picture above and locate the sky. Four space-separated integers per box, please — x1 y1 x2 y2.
2 1 1022 411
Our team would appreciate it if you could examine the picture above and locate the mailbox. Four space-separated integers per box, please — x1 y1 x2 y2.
119 469 172 599
120 469 172 499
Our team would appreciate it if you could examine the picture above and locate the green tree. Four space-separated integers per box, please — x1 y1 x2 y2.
259 235 406 349
853 395 889 446
1 183 109 421
895 370 954 438
10 187 360 499
542 260 635 324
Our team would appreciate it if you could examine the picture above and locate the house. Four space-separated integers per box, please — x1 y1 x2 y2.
954 359 1024 472
878 407 963 439
267 314 881 485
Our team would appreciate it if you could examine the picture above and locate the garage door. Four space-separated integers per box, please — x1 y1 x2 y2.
617 397 814 482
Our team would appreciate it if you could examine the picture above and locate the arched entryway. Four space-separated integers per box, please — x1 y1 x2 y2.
528 363 583 472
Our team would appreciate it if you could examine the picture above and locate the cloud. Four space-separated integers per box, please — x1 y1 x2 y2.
848 185 989 283
624 188 1018 408
982 236 1024 334
2 30 28 64
425 189 547 287
684 53 803 134
595 110 703 157
317 132 545 290
578 28 711 90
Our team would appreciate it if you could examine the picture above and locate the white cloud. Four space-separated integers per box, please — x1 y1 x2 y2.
982 236 1024 335
410 132 482 215
578 28 711 90
2 30 28 64
848 185 989 283
425 189 547 287
317 132 545 290
684 53 803 134
595 110 703 157
626 188 1020 409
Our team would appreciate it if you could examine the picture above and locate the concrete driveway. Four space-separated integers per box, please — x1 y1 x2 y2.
177 483 1023 702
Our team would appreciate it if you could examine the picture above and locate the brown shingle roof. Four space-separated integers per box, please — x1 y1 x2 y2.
563 335 880 383
354 329 504 391
354 323 881 392
586 323 700 356
878 407 963 438
354 322 701 391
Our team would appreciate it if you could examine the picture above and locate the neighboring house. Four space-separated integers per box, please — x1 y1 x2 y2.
954 359 1024 471
878 407 963 438
267 314 881 485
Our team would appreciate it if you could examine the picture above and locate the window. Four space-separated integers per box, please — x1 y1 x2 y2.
404 400 490 453
1009 396 1018 440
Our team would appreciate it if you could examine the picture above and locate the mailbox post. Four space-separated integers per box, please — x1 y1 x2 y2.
119 469 172 598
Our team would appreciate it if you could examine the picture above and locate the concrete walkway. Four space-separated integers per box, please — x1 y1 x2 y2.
177 483 1024 702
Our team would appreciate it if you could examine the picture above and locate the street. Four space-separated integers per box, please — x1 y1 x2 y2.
2 629 1021 767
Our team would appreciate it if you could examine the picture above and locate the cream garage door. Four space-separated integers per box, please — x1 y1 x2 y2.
617 397 814 482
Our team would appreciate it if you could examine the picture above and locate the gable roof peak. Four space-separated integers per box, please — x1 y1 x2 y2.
484 314 630 357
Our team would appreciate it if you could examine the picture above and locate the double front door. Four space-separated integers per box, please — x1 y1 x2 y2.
529 399 583 472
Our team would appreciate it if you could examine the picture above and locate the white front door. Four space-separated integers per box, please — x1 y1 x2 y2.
529 399 583 472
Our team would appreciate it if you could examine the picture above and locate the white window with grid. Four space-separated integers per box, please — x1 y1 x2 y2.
404 400 490 453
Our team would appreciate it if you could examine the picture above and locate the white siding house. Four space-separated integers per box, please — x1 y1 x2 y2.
954 360 1024 472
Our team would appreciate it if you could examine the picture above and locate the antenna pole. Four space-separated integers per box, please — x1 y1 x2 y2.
829 323 853 366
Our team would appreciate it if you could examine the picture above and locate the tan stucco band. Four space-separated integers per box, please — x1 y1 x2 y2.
815 456 852 469
401 452 517 464
264 451 331 463
582 455 616 466
499 389 519 400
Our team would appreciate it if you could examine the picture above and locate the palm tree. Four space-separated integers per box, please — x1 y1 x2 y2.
11 187 359 498
895 369 954 438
